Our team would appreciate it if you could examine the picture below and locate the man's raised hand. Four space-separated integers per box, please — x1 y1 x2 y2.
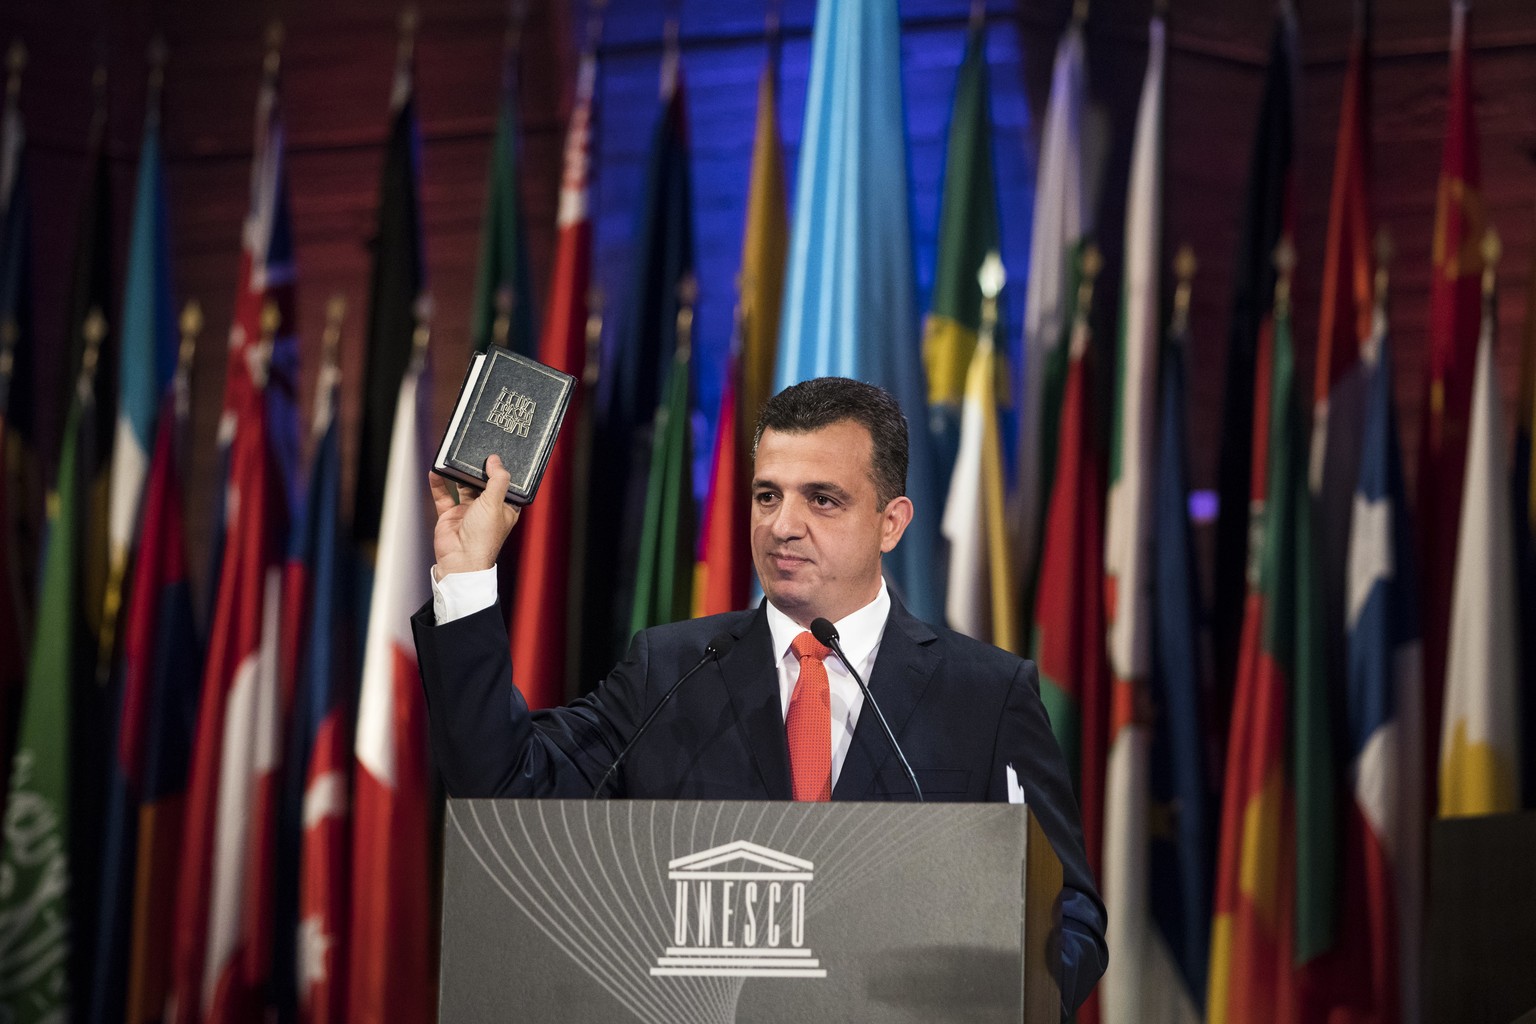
429 454 521 576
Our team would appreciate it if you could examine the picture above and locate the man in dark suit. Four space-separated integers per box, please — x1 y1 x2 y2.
414 377 1107 1012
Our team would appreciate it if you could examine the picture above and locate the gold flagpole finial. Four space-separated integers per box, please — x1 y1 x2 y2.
675 273 698 359
81 307 107 383
978 250 1005 355
1481 227 1501 300
1273 237 1297 315
0 318 17 378
178 299 203 374
1076 243 1103 322
323 294 346 371
399 7 419 67
6 41 26 101
585 0 608 51
1173 244 1197 333
1072 0 1090 25
765 0 782 40
583 285 605 386
264 21 283 76
506 0 528 56
147 33 167 113
412 292 433 354
970 0 987 30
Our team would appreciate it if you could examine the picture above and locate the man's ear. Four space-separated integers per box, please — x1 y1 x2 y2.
879 496 914 553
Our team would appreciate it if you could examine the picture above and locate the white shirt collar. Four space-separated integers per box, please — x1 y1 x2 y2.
765 578 891 669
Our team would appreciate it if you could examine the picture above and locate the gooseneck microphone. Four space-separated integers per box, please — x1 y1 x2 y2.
809 617 923 802
592 630 738 798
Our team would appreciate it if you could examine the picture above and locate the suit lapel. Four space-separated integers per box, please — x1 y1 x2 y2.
832 597 939 800
718 603 792 799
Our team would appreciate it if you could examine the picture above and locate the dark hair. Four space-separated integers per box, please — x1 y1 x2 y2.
751 377 908 507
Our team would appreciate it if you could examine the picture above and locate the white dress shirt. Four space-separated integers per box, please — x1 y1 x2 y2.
431 568 892 788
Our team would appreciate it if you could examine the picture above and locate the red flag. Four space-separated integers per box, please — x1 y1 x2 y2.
508 46 597 707
1417 0 1485 783
171 57 295 1024
348 356 433 1024
693 359 749 617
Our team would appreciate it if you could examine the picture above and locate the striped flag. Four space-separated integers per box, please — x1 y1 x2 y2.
773 0 943 623
1439 259 1520 817
171 48 297 1022
1342 296 1424 1023
349 347 434 1024
694 37 786 619
1517 205 1536 811
923 17 1001 481
354 42 426 555
631 321 695 634
1031 249 1108 880
1212 8 1297 712
1418 1 1486 779
1100 15 1170 1021
941 253 1018 653
1207 257 1334 1023
90 366 200 1024
508 42 597 707
1012 17 1087 621
87 93 181 1024
279 351 354 1024
581 40 695 681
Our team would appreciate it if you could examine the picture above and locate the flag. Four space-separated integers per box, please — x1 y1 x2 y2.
1100 16 1172 1021
1419 0 1487 787
89 377 200 1024
469 38 535 357
349 349 434 1024
102 96 178 696
941 254 1018 653
87 96 182 1024
923 17 1001 480
1012 17 1087 623
1146 290 1213 1019
508 43 597 707
276 356 354 1024
0 314 109 1024
1207 263 1334 1023
1309 18 1374 716
171 57 297 1022
1212 8 1297 715
61 121 118 1005
203 52 300 629
353 48 426 554
736 37 787 455
631 331 695 634
0 61 38 808
773 0 943 624
580 44 694 682
695 40 786 619
1340 299 1424 1024
1439 267 1520 817
1030 251 1108 879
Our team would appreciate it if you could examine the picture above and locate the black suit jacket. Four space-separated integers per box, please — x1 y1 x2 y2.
413 596 1108 1011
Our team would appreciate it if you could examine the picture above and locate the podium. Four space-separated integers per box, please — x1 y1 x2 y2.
439 799 1064 1023
1428 811 1536 1024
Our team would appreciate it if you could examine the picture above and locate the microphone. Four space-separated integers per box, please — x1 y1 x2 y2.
810 617 923 802
592 630 738 798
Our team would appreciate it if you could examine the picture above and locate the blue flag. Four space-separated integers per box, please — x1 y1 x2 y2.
774 0 943 622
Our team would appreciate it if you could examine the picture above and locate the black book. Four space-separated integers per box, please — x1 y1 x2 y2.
433 347 575 506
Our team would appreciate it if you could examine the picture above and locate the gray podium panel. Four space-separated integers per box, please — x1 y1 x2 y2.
440 799 1062 1023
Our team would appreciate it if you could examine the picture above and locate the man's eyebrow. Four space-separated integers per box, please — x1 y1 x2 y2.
749 478 853 500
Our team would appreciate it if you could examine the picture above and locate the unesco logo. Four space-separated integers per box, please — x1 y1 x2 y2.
486 387 536 438
651 840 827 979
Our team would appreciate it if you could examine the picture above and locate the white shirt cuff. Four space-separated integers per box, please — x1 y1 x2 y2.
431 566 499 624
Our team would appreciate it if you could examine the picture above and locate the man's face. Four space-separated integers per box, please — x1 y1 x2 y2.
750 421 913 627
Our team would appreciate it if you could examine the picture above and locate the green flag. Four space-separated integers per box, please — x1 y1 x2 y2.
630 335 695 635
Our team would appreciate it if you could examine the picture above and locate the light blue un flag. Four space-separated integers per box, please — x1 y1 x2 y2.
775 0 944 621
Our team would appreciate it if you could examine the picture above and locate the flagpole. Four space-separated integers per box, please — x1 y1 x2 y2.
1173 244 1196 340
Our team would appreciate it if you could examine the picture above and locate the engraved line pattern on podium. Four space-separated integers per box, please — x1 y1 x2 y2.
451 800 998 1024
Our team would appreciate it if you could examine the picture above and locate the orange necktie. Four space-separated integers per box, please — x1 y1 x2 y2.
787 631 833 801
